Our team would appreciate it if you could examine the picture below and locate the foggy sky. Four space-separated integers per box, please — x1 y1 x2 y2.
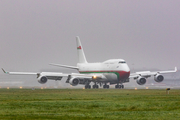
1 0 180 73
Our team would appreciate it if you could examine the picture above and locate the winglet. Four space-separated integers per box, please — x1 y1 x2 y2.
2 68 8 74
175 67 177 72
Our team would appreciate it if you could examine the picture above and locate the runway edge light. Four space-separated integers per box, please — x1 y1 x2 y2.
166 88 170 94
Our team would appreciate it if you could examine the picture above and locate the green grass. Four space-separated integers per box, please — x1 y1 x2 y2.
0 89 180 120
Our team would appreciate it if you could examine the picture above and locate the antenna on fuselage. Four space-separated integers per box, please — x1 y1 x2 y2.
76 36 88 63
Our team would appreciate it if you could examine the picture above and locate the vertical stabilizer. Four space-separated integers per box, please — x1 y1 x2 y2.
76 36 88 63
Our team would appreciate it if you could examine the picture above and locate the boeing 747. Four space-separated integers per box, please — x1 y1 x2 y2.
2 36 177 89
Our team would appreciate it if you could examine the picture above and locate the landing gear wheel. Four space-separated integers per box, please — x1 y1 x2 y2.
115 85 124 89
115 85 119 89
85 85 91 89
103 85 109 89
93 85 99 89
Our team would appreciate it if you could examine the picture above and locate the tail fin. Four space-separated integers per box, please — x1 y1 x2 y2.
76 36 88 63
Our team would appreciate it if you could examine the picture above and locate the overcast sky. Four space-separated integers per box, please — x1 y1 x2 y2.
0 0 180 73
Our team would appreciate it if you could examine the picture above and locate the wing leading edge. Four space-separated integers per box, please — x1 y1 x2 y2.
130 67 177 78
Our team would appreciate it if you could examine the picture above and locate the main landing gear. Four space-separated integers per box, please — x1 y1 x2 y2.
85 84 99 89
115 84 124 89
85 85 91 89
84 83 124 89
93 84 99 89
103 83 109 89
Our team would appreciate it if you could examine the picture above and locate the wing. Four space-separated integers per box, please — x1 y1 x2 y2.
2 68 104 81
2 68 69 80
129 67 177 78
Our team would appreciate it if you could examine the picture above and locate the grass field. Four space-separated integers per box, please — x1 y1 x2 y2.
0 89 180 120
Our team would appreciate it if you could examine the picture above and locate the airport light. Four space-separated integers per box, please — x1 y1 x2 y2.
20 87 22 89
7 87 9 89
146 87 148 89
166 88 170 94
41 87 43 89
135 88 137 90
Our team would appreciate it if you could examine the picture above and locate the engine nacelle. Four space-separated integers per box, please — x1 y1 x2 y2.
38 76 48 84
69 77 80 86
154 74 164 82
136 77 146 85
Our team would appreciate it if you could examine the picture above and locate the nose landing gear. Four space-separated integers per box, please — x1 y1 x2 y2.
115 84 124 89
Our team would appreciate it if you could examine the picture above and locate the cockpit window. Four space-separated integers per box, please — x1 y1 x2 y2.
119 61 126 64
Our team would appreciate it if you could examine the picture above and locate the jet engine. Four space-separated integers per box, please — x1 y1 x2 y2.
69 77 80 86
136 77 146 85
38 76 48 84
154 74 164 82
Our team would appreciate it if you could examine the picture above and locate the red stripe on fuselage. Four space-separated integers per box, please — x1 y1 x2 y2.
116 71 130 80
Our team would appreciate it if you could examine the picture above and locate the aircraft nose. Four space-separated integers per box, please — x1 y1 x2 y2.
118 64 130 79
124 64 130 72
118 71 130 80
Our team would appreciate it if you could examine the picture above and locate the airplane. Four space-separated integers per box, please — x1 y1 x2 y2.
2 36 177 89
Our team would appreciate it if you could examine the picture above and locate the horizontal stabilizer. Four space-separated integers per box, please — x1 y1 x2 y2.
49 63 79 70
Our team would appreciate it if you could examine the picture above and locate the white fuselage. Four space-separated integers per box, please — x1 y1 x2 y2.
77 59 130 82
